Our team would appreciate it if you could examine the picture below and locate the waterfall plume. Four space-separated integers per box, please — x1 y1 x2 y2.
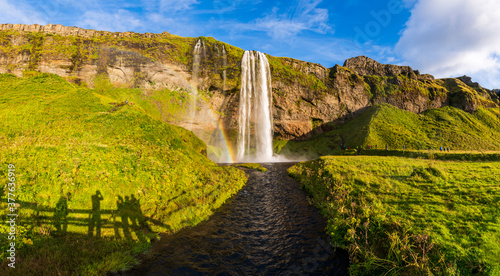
236 51 273 162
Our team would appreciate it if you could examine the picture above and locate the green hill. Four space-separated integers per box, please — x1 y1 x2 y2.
276 103 500 158
0 72 246 275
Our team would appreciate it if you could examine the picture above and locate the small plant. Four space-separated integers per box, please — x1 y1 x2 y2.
410 165 447 182
234 163 268 172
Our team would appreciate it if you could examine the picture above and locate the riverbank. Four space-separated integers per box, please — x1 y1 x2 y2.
289 156 500 275
0 72 247 275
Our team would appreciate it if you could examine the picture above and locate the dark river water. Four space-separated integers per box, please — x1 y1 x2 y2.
123 163 349 275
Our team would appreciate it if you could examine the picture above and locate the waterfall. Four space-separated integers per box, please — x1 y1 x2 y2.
236 51 273 162
190 39 205 121
192 39 205 87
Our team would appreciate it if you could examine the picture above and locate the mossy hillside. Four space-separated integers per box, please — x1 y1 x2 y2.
275 104 398 158
268 55 328 97
91 73 194 125
439 78 499 109
0 29 246 92
363 74 448 100
276 103 500 158
0 72 246 275
289 156 500 275
273 133 343 160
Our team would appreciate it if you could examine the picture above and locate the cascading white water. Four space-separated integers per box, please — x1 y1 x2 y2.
192 39 204 84
190 39 205 121
236 51 273 162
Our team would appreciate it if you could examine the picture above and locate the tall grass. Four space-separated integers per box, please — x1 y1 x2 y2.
289 156 500 275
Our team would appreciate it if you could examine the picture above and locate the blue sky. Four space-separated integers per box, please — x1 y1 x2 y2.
2 0 500 88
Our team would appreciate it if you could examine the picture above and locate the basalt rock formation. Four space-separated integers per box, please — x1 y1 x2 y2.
0 24 498 142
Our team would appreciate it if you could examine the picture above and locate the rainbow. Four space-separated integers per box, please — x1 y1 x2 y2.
121 46 238 163
212 117 237 163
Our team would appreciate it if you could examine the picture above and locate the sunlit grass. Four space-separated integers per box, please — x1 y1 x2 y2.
234 163 268 172
277 103 500 158
289 156 500 275
0 72 246 275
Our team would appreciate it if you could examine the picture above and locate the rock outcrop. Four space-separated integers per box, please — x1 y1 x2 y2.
0 24 498 142
0 23 167 38
343 55 418 79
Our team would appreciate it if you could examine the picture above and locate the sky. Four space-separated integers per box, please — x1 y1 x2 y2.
1 0 500 88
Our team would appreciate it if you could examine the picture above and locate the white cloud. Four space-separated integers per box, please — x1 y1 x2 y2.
146 0 200 14
78 9 143 32
0 0 46 24
395 0 500 88
238 0 332 39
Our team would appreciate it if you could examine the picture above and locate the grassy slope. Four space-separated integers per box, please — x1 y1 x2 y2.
289 156 500 275
276 103 500 158
0 72 246 275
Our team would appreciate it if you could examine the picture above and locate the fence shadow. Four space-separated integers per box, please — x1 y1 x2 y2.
17 191 167 240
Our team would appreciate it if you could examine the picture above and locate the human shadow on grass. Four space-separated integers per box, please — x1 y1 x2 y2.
114 194 149 242
88 190 104 237
17 192 170 240
53 192 71 236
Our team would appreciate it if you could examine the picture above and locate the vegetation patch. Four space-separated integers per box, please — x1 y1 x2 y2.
276 103 500 158
410 165 447 182
234 163 268 172
267 56 327 95
289 156 500 275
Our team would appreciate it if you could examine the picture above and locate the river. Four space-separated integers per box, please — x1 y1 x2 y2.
124 163 349 275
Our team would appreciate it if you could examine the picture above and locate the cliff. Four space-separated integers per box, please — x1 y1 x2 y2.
269 55 499 139
0 24 498 142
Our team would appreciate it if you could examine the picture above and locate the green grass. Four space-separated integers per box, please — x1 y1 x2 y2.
289 156 500 275
277 103 500 158
92 73 193 124
274 133 344 160
0 72 247 275
234 163 268 172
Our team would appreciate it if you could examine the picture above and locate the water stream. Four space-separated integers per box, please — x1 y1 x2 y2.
125 163 349 275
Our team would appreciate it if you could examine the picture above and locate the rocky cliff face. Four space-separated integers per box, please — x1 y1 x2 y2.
0 23 168 38
0 24 498 143
344 55 417 79
269 55 499 139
